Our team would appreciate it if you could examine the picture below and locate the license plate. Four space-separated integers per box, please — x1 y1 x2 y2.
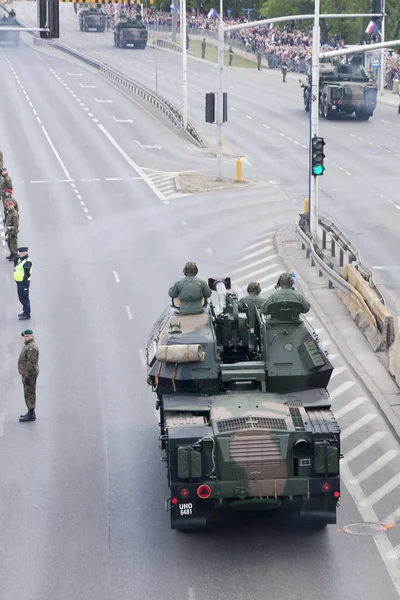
178 502 195 517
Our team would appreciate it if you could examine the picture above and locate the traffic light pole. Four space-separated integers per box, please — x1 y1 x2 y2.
310 0 321 242
380 0 385 96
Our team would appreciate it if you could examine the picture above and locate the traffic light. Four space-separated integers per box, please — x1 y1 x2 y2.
205 93 215 123
372 0 383 14
311 136 325 176
39 0 59 39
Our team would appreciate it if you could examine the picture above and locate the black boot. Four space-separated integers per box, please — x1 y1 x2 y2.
19 314 31 320
19 409 36 422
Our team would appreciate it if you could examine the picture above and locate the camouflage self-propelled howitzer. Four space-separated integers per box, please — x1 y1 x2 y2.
146 278 341 530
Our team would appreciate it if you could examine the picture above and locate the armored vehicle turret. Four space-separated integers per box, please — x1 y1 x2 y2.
113 13 148 49
78 5 106 32
302 58 377 120
146 277 341 530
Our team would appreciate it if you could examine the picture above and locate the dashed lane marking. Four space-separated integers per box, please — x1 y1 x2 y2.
125 305 133 320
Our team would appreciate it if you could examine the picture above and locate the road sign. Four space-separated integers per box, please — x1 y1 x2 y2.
372 58 380 66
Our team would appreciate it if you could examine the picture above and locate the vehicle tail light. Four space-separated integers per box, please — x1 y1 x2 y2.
338 100 343 105
197 485 211 499
321 482 331 493
179 487 190 499
334 491 340 498
171 497 179 505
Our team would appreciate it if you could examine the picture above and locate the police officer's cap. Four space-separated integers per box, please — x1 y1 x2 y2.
247 281 261 294
2 167 7 171
183 261 198 275
21 329 33 336
18 246 28 252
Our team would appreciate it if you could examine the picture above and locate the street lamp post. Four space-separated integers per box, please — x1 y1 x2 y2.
217 4 224 180
182 0 188 128
380 0 385 95
310 0 321 241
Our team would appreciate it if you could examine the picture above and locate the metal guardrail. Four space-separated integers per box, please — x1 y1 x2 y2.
296 214 352 294
5 9 206 148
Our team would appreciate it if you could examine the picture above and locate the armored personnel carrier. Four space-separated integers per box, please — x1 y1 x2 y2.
0 13 19 46
302 58 377 120
78 5 106 33
146 277 341 530
113 13 148 49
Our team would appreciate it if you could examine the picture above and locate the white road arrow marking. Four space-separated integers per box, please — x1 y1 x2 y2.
94 98 113 103
113 116 134 123
135 140 162 150
80 84 96 88
68 72 83 76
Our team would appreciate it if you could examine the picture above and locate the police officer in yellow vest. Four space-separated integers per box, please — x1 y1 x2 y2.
14 247 33 321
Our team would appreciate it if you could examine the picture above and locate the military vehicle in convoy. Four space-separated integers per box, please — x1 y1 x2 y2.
113 13 148 49
78 5 106 33
0 13 19 47
302 57 378 120
146 277 341 530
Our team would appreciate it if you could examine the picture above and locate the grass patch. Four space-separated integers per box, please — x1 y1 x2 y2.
188 40 256 68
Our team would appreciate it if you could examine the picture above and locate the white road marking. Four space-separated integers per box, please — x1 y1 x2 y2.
381 119 390 123
354 450 399 484
97 124 165 201
0 413 5 437
329 366 347 379
234 264 279 283
125 305 133 320
80 84 96 88
384 507 400 526
87 215 92 221
245 115 252 119
238 246 273 261
113 116 134 123
231 107 237 111
41 126 72 180
260 284 275 295
256 270 282 284
263 124 270 129
135 141 162 150
94 98 113 103
373 266 400 270
341 414 377 440
138 349 146 368
113 271 120 283
106 177 123 181
345 171 352 176
395 205 400 211
31 180 49 184
340 460 400 595
328 380 356 400
301 144 307 149
334 396 366 418
232 255 278 274
188 588 196 600
345 431 387 463
363 472 400 507
68 72 83 76
244 239 272 250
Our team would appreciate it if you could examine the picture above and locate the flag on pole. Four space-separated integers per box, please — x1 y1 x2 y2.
170 3 176 10
207 7 218 18
365 20 379 35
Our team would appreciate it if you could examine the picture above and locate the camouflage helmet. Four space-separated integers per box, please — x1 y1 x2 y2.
277 272 294 288
183 261 198 276
247 281 261 295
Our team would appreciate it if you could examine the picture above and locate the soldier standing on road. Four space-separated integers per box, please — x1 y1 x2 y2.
282 58 288 82
14 247 33 320
168 261 212 315
5 200 19 261
3 189 18 226
229 45 234 66
257 48 262 71
0 150 3 170
201 37 206 59
0 167 12 204
18 329 39 423
262 272 310 316
239 282 263 332
186 30 189 50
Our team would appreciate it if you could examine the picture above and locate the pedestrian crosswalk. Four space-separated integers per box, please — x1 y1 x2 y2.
139 168 187 202
231 229 400 549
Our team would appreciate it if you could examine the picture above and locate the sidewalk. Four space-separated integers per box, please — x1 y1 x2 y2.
275 224 400 441
379 88 400 108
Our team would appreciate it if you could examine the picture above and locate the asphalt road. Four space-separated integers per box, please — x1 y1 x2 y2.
0 20 400 600
14 1 400 311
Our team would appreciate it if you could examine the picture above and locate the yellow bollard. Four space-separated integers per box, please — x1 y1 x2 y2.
236 157 243 183
304 196 309 214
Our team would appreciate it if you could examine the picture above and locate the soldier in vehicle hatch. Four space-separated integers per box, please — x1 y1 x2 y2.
261 272 310 316
239 282 263 332
168 262 212 315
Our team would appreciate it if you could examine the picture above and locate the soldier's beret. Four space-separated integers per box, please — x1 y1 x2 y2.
18 247 28 252
5 188 12 194
21 330 33 336
6 201 13 206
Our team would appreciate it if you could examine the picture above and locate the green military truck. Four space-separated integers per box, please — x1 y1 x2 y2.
78 5 106 33
302 58 378 120
146 277 341 530
0 13 19 47
113 14 148 49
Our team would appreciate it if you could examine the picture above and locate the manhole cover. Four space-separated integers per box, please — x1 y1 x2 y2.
343 522 387 536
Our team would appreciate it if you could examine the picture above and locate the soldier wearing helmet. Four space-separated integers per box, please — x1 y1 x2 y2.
239 282 263 332
261 272 310 316
168 262 212 315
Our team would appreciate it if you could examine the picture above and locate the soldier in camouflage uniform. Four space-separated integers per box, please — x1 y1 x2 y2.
0 151 3 170
262 272 310 316
239 282 263 332
3 189 18 226
5 201 19 260
168 262 212 315
0 168 13 203
18 329 39 422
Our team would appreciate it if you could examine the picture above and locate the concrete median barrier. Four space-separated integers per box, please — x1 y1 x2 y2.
338 264 394 352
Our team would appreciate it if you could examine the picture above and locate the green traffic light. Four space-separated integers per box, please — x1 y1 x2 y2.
313 165 324 176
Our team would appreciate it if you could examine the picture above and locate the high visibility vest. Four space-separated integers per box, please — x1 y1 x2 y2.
14 258 32 282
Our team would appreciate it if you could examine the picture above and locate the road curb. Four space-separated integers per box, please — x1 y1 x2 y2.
274 224 400 442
